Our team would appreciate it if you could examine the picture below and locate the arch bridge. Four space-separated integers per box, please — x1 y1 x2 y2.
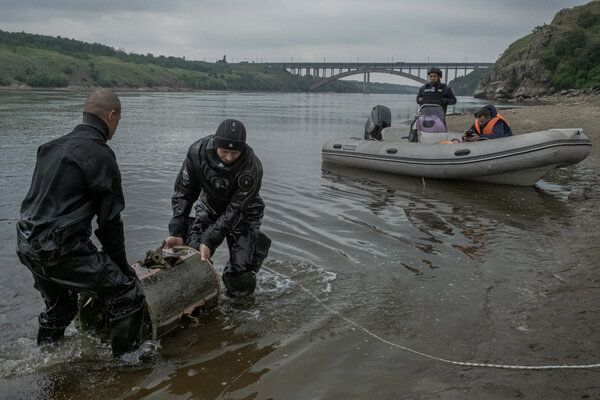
262 62 493 92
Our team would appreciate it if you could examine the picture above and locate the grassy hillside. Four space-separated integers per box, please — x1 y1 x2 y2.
0 30 416 93
0 41 310 90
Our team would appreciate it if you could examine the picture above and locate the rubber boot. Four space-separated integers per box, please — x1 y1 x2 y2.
253 230 271 271
37 326 65 345
223 271 257 298
109 304 145 358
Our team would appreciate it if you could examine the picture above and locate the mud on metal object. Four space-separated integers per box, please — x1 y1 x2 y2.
76 246 220 340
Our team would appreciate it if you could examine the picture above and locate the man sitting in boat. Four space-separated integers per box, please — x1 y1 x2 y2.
416 67 457 113
463 105 513 142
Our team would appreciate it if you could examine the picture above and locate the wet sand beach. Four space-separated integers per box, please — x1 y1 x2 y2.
446 95 600 398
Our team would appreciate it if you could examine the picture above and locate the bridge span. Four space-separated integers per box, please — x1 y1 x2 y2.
260 61 493 92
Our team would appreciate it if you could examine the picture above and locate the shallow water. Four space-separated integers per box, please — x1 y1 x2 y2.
0 90 599 399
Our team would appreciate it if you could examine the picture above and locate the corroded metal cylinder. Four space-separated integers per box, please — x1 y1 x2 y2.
135 246 220 339
77 246 220 340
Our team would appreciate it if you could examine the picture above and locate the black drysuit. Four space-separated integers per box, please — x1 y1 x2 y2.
168 136 270 297
16 112 145 356
416 82 457 113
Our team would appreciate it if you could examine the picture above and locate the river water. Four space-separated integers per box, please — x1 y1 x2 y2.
0 90 599 399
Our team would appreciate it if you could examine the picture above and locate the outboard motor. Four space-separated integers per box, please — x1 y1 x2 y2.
364 105 391 141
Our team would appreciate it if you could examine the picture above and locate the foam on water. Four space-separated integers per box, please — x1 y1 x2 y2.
117 340 162 366
208 257 341 339
256 259 294 296
260 258 337 296
0 330 162 377
0 331 109 377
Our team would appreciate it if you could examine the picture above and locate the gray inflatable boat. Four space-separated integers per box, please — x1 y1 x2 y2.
322 105 592 186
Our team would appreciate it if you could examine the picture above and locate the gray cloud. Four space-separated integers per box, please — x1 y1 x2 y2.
0 0 589 66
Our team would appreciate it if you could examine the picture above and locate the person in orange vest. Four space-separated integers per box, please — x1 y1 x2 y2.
463 105 512 142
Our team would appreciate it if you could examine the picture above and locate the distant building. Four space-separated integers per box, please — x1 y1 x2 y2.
216 55 227 64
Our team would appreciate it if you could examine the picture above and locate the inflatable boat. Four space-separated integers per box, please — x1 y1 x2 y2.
322 105 592 186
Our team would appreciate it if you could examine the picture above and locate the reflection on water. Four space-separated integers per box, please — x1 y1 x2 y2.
321 162 573 262
1 90 599 399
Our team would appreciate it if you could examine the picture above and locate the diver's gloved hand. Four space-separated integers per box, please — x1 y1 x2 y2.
108 249 137 280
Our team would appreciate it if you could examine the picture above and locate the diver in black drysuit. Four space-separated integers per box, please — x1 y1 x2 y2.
167 119 270 298
416 67 457 113
16 96 145 357
167 119 271 298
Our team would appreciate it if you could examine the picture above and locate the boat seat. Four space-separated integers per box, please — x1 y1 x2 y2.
381 127 407 142
417 115 447 133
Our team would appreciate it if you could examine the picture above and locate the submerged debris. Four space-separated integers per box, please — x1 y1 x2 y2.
568 186 594 201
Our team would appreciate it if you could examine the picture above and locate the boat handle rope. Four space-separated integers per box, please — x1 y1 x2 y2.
262 265 600 371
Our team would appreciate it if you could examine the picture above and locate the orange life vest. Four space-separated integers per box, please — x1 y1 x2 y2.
474 114 510 135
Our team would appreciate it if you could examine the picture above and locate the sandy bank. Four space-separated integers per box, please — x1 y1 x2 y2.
447 95 600 136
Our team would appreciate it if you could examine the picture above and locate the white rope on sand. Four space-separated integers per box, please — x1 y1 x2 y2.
263 266 600 371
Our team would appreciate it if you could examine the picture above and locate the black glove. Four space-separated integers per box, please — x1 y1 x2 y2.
108 248 138 280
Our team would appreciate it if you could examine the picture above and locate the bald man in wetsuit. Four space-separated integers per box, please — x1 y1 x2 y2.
16 89 145 357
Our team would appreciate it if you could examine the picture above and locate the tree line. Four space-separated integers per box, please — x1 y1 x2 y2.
0 29 225 74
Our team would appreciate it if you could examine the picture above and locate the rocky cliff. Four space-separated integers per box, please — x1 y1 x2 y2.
476 0 600 101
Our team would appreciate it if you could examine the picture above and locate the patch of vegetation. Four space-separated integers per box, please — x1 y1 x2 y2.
535 2 600 90
448 68 486 96
541 27 600 89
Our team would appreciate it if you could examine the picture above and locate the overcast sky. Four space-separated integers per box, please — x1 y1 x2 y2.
0 0 591 83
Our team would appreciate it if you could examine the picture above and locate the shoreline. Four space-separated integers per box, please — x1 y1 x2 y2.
446 94 600 135
2 84 599 102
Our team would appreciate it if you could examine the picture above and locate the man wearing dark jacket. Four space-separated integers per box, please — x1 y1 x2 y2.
164 119 271 298
463 104 513 141
416 67 457 113
16 89 145 357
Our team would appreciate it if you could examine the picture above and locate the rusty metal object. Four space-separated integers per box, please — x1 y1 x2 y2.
76 246 220 340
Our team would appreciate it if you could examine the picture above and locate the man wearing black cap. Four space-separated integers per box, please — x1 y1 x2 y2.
164 119 270 298
416 67 457 113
